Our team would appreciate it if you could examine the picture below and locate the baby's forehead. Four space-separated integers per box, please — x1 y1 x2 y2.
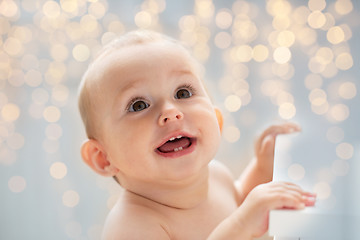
93 41 200 81
85 41 202 95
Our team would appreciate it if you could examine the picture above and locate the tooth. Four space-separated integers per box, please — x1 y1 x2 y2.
178 147 183 151
174 148 179 152
169 137 175 141
176 135 182 139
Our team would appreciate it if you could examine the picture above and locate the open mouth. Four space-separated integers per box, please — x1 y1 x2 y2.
157 135 194 154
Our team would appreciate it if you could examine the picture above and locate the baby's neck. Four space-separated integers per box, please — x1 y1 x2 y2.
121 167 210 209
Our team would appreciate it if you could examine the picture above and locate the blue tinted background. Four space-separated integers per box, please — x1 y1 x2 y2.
1 0 359 239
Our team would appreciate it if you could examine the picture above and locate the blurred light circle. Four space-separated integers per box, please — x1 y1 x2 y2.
214 31 232 49
308 11 326 29
224 95 242 112
72 44 90 62
287 163 305 181
1 103 20 122
42 1 61 18
277 30 295 47
25 69 43 87
309 88 327 106
338 81 356 99
235 45 252 63
0 0 19 17
215 10 232 29
8 176 26 193
315 47 333 64
223 126 240 143
329 104 349 122
313 181 331 200
62 190 80 207
278 102 296 120
335 0 353 15
43 106 61 123
3 37 23 56
335 52 353 70
308 0 326 11
135 11 152 28
336 142 354 160
273 47 291 64
327 26 345 44
252 44 269 62
51 44 69 62
50 162 67 179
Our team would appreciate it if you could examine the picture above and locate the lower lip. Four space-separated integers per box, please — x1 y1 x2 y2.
155 139 197 158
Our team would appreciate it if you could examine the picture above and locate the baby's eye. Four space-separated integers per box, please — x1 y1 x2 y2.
175 88 192 99
129 100 149 112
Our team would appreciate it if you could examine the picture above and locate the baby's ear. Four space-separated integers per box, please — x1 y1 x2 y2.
81 139 119 177
214 107 223 133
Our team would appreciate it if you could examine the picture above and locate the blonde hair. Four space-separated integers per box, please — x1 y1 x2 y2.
78 30 199 139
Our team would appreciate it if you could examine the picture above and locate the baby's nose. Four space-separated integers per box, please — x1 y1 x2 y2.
158 104 184 126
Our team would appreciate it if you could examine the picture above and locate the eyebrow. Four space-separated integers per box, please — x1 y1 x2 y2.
114 69 197 99
118 78 143 94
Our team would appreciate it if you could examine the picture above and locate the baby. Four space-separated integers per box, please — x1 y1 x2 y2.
78 30 315 239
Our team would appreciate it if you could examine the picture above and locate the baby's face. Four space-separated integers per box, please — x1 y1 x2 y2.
93 41 221 184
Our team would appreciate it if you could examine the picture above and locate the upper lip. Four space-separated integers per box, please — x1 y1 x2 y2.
155 131 195 150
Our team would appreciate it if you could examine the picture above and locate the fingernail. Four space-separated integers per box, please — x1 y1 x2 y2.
307 197 316 202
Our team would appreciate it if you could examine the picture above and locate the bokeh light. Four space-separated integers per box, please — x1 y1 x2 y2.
313 181 332 200
338 81 356 99
336 142 354 160
1 103 20 122
273 47 291 64
223 125 241 143
1 1 359 239
50 162 68 180
8 176 26 193
287 163 305 181
224 94 242 112
62 190 80 208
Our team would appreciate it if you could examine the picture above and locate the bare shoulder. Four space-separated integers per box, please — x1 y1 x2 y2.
102 195 171 240
209 159 235 184
208 160 237 195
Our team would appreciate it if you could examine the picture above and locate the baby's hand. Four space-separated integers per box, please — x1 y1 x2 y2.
255 123 301 170
235 181 316 238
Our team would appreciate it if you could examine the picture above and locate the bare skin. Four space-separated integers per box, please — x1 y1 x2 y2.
80 38 316 240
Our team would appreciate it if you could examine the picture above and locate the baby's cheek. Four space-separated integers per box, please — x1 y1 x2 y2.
203 114 222 149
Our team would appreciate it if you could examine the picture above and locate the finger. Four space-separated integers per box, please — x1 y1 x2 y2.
259 123 301 140
272 182 317 207
271 181 304 192
255 123 301 153
302 194 317 206
272 192 306 210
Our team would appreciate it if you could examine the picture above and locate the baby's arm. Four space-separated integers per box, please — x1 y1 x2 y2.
208 181 316 239
235 123 301 202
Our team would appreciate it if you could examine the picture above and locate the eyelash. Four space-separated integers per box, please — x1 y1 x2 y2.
125 84 196 112
126 97 148 112
177 84 196 95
